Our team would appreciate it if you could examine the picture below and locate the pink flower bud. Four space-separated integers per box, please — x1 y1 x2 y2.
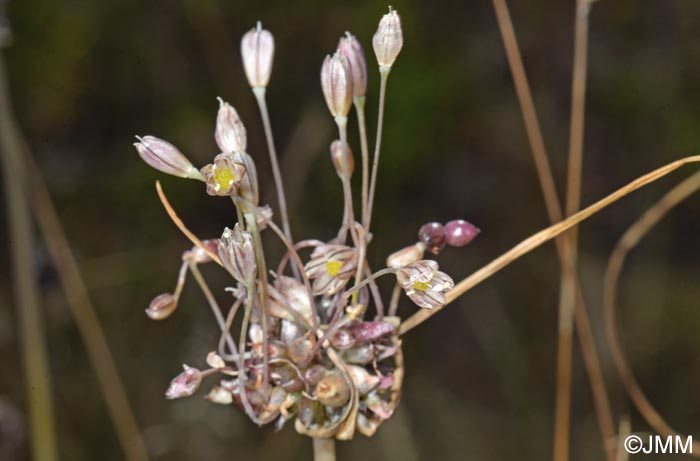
337 32 367 97
215 98 247 153
350 321 395 345
134 136 202 179
444 219 480 247
241 22 274 88
330 139 354 178
146 292 178 320
418 222 446 255
320 53 353 118
372 8 403 69
165 365 202 400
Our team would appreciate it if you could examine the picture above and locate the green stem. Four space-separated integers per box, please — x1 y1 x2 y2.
0 54 58 461
364 67 390 232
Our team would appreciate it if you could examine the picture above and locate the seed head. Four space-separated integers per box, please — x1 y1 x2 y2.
372 7 403 69
337 32 367 97
396 260 454 309
215 98 247 153
320 53 353 118
134 135 203 180
241 21 274 88
218 224 257 285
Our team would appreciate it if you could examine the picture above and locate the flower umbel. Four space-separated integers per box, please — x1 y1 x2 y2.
201 153 246 197
397 260 454 309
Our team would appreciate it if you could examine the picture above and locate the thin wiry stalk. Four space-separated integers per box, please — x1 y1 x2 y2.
335 115 357 242
354 96 370 222
188 262 238 356
253 88 294 247
554 2 596 460
399 154 700 335
364 68 390 232
603 170 700 457
490 1 615 457
219 298 243 360
0 54 58 461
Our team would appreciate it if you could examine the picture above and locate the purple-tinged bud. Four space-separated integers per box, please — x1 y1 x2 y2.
165 365 201 400
347 365 380 395
315 373 351 407
215 98 247 153
146 293 177 320
337 32 367 97
418 222 446 255
444 219 480 247
320 52 353 118
350 321 395 345
330 140 354 178
182 239 219 264
218 224 257 285
372 7 403 69
386 242 425 268
134 136 203 180
206 351 226 369
241 21 274 88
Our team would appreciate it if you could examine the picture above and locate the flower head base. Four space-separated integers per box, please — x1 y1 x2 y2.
372 7 403 69
396 260 454 309
337 32 367 97
321 52 353 118
305 244 358 295
218 224 256 285
200 153 246 197
134 135 203 180
215 98 247 153
241 21 274 89
165 365 202 400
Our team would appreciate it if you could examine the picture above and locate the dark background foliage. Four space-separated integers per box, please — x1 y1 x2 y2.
2 0 700 459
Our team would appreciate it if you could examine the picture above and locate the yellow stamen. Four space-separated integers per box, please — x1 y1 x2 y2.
214 168 236 190
326 260 343 276
413 281 429 291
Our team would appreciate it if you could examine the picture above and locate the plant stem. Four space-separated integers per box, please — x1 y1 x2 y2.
398 154 700 335
364 67 390 232
253 88 294 246
313 438 336 461
603 170 700 456
0 54 58 461
354 96 370 222
335 115 356 242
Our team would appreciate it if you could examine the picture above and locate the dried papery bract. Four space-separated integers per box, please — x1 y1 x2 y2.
330 139 355 178
241 21 274 89
215 98 247 153
218 224 257 285
134 135 203 180
200 153 247 197
321 53 353 119
337 32 367 97
372 8 403 70
396 260 454 309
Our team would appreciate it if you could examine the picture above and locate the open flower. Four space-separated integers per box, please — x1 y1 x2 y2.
304 244 357 295
200 153 246 196
396 260 454 309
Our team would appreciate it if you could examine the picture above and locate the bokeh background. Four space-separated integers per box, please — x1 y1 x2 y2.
2 0 700 459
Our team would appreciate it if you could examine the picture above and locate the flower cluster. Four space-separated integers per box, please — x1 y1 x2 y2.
135 8 479 441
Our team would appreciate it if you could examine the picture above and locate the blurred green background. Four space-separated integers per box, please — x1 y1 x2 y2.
2 0 700 459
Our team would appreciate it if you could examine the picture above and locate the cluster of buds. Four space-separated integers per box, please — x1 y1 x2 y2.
135 8 479 441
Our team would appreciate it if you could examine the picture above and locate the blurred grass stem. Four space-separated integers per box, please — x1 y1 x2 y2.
0 53 58 461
